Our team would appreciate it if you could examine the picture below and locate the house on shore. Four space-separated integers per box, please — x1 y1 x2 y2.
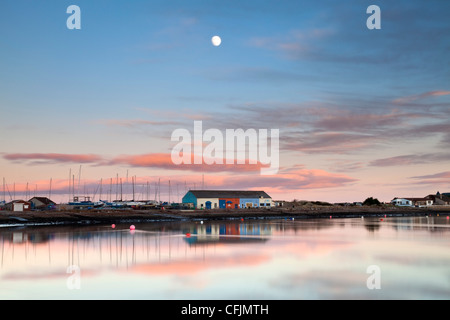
425 192 450 205
29 197 56 210
182 190 273 209
391 198 413 207
391 197 433 207
5 200 31 212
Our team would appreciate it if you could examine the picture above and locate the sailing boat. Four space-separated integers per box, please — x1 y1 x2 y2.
67 166 104 209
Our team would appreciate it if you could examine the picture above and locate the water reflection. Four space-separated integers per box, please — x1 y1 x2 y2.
183 222 272 245
0 217 449 299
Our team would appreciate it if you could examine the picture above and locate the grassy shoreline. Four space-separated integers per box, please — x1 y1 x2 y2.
1 205 449 227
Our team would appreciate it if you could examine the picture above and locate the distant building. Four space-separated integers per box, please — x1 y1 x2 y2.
425 192 450 205
391 198 413 207
5 200 31 212
182 190 273 209
29 197 56 210
391 197 433 207
407 198 433 207
273 200 286 207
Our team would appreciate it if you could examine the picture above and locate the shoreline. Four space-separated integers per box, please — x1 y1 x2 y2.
1 205 449 227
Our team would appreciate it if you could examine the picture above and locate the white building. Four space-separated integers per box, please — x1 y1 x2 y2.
391 197 433 207
391 198 413 207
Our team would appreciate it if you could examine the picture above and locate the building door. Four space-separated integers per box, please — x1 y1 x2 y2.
14 203 24 212
205 201 212 209
219 200 226 209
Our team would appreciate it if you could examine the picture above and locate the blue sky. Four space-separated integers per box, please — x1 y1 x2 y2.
1 0 449 202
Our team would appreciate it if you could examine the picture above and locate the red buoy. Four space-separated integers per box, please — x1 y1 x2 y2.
186 233 191 237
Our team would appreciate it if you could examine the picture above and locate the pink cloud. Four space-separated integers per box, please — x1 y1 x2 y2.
98 119 179 127
409 171 450 186
314 112 405 132
370 153 450 167
109 153 265 173
3 152 265 173
3 153 103 164
393 90 450 104
411 171 450 180
201 168 357 192
283 132 377 153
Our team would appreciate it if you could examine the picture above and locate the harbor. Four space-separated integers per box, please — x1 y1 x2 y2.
1 203 449 228
1 173 449 227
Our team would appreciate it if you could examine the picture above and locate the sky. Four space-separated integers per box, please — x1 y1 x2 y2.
0 0 449 203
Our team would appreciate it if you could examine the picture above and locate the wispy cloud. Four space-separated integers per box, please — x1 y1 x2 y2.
411 171 450 180
248 28 335 61
393 90 450 105
97 119 180 128
195 167 357 193
2 152 266 173
370 153 450 167
3 153 103 165
109 153 266 173
409 171 450 186
200 96 448 155
283 132 378 154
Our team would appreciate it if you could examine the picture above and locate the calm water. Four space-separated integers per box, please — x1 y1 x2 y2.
0 216 449 300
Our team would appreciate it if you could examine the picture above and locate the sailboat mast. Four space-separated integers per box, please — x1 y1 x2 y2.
68 169 71 203
78 165 82 197
132 176 135 201
116 173 119 201
120 178 123 201
49 178 52 199
99 178 103 201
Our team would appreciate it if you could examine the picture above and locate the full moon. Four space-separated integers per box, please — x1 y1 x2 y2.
211 35 222 47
